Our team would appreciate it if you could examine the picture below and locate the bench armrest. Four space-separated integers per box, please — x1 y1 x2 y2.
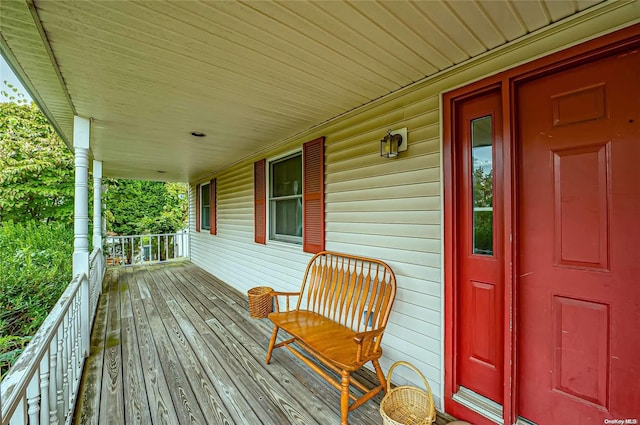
270 291 300 312
353 327 385 362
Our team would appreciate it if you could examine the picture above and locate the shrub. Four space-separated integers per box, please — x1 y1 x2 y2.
0 221 73 378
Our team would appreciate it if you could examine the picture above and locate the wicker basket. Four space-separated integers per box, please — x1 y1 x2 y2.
380 361 436 425
247 286 273 319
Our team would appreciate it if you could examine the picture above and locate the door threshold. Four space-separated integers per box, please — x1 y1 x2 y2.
452 386 503 424
516 417 538 425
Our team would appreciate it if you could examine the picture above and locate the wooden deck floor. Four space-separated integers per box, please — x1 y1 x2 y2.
73 261 393 425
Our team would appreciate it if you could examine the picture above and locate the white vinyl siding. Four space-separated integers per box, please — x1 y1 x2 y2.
188 12 635 410
322 90 443 400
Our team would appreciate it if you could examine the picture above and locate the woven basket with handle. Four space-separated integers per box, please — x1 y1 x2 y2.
247 286 273 318
380 361 436 425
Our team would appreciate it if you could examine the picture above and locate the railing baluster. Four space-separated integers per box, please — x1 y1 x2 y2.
69 305 76 399
56 319 64 424
73 293 79 399
39 351 50 425
49 333 59 425
26 373 40 425
173 234 177 259
74 293 81 406
71 294 79 398
62 311 70 421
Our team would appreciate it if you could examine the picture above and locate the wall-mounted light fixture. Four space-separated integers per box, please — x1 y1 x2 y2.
380 128 408 158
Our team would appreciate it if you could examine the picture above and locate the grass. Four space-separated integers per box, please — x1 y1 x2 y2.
0 221 73 379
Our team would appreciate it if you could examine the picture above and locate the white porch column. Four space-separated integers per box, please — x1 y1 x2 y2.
92 160 103 250
73 116 91 357
73 116 90 277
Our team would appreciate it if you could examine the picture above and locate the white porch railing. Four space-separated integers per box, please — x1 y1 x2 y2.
105 231 189 266
0 247 106 425
88 248 104 325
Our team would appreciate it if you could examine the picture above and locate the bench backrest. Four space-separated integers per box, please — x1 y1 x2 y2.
297 251 397 334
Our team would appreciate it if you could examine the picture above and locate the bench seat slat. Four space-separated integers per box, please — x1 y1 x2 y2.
269 310 366 371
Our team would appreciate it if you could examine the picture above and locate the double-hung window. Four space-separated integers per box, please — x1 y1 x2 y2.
200 182 210 231
269 153 302 244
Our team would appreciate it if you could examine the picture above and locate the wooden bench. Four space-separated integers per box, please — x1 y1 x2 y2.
265 251 397 425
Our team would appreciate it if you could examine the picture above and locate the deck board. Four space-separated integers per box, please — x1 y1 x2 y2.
75 261 390 425
99 270 125 424
73 270 111 425
129 268 180 425
120 269 152 425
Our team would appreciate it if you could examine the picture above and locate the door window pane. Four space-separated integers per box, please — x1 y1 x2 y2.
471 116 493 255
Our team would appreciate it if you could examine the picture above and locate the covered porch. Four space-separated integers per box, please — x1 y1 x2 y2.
74 261 438 425
1 1 639 424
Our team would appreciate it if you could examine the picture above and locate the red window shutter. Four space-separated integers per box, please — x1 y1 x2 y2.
254 159 266 244
303 137 325 254
210 179 217 235
195 184 201 232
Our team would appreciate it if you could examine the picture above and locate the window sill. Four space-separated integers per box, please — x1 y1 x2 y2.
266 240 303 252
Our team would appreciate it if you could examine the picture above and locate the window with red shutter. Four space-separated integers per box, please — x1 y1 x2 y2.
253 137 325 251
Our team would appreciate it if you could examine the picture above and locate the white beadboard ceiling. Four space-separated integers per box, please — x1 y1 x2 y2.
0 0 614 182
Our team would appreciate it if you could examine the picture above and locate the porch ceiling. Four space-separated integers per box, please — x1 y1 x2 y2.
0 0 606 182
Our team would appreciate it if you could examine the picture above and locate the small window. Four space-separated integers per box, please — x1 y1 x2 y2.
201 183 210 231
269 153 302 244
471 115 493 256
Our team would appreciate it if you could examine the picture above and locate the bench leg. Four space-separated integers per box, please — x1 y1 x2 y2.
372 359 387 394
265 325 279 364
340 370 350 425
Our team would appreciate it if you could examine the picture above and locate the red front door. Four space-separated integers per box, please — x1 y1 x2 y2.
518 50 640 423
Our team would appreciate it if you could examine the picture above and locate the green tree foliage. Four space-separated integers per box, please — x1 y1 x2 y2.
1 81 30 105
104 179 188 235
0 102 74 223
0 222 73 377
473 166 493 208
